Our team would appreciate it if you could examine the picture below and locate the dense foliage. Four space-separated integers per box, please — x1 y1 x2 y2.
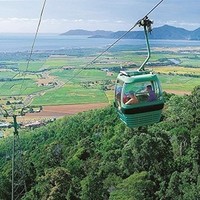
0 86 200 199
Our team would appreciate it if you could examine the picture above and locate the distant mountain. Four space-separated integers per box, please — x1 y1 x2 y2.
148 25 190 40
190 27 200 40
61 25 200 40
61 29 113 37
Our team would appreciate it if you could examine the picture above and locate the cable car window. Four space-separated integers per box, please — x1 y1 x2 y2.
115 81 123 108
123 81 161 104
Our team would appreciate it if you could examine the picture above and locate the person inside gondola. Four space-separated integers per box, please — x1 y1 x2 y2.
146 85 157 101
125 91 138 105
123 93 129 104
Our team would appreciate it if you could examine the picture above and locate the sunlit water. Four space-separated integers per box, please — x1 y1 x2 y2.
0 33 200 52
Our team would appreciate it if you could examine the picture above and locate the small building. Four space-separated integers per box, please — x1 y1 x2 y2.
24 121 44 129
0 131 3 138
62 66 75 70
101 68 109 72
0 122 11 128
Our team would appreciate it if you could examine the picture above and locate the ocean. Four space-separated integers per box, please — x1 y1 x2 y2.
0 33 200 53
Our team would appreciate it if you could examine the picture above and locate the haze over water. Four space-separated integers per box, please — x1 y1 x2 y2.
0 33 200 53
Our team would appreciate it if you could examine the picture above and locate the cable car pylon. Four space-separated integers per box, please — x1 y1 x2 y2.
11 114 27 200
1 107 27 200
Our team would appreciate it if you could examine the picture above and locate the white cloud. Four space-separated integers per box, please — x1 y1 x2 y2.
0 0 200 33
0 0 40 1
0 18 38 32
0 16 162 33
74 19 83 22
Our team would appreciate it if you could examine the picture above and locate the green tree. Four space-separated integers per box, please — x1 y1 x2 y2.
109 171 155 200
180 170 200 200
80 172 104 200
165 171 182 200
0 173 11 200
24 167 71 200
187 85 200 128
121 131 173 177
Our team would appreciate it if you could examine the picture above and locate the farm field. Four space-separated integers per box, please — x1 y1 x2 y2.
31 83 109 106
154 66 200 75
0 45 200 118
159 74 200 92
23 103 109 122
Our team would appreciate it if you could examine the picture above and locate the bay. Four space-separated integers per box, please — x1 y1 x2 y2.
0 33 200 53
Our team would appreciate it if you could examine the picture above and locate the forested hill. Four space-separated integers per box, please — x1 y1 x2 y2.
0 86 200 199
61 25 200 40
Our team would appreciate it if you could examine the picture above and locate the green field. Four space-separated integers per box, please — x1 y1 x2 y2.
0 78 52 96
42 55 90 70
154 66 200 75
0 46 200 107
18 61 45 72
51 69 117 83
0 71 18 79
32 84 108 106
180 57 200 68
159 74 200 91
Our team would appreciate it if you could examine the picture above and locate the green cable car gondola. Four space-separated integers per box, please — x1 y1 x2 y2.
114 17 164 128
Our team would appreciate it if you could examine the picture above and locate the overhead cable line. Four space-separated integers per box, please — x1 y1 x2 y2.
146 0 164 16
0 0 46 94
19 0 47 95
65 0 164 84
2 1 48 199
0 0 47 105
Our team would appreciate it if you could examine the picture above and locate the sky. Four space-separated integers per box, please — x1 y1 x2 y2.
0 0 199 33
